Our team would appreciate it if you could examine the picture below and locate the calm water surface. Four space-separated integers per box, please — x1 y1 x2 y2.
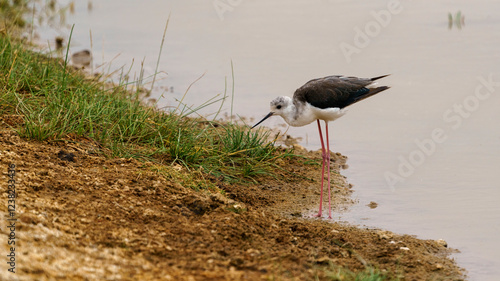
37 1 500 280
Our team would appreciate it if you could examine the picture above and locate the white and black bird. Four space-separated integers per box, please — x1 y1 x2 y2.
252 74 390 219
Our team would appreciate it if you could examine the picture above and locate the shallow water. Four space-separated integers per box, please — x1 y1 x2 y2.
37 1 500 280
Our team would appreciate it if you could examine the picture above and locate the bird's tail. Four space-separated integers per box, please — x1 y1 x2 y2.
371 74 390 81
353 86 390 104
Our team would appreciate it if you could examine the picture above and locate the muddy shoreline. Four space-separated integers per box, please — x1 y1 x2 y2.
0 118 466 280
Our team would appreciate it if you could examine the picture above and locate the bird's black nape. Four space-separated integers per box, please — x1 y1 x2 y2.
251 112 274 129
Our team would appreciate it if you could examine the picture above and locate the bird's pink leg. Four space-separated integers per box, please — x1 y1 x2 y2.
315 120 327 218
325 121 332 219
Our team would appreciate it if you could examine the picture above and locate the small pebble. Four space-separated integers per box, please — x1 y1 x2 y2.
377 230 393 240
436 239 448 247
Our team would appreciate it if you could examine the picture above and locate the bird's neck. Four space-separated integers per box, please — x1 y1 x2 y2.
285 101 319 127
283 102 305 126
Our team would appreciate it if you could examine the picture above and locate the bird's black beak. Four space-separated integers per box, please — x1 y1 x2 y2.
251 112 274 129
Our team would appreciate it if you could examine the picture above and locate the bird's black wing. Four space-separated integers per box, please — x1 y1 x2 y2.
293 75 389 109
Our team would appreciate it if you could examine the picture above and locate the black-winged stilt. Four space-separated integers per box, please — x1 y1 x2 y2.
251 74 390 219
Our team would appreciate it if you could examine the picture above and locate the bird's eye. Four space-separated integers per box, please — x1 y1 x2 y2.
277 105 282 109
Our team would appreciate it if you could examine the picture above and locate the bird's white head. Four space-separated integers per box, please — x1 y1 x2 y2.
269 96 293 118
251 96 294 129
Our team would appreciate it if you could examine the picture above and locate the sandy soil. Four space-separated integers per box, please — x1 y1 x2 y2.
0 115 466 280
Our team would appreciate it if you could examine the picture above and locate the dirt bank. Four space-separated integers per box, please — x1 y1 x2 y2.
0 117 465 280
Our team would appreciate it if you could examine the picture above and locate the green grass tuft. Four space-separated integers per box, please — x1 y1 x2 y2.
0 34 291 187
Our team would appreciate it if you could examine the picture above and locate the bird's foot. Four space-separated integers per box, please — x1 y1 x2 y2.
314 213 322 218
